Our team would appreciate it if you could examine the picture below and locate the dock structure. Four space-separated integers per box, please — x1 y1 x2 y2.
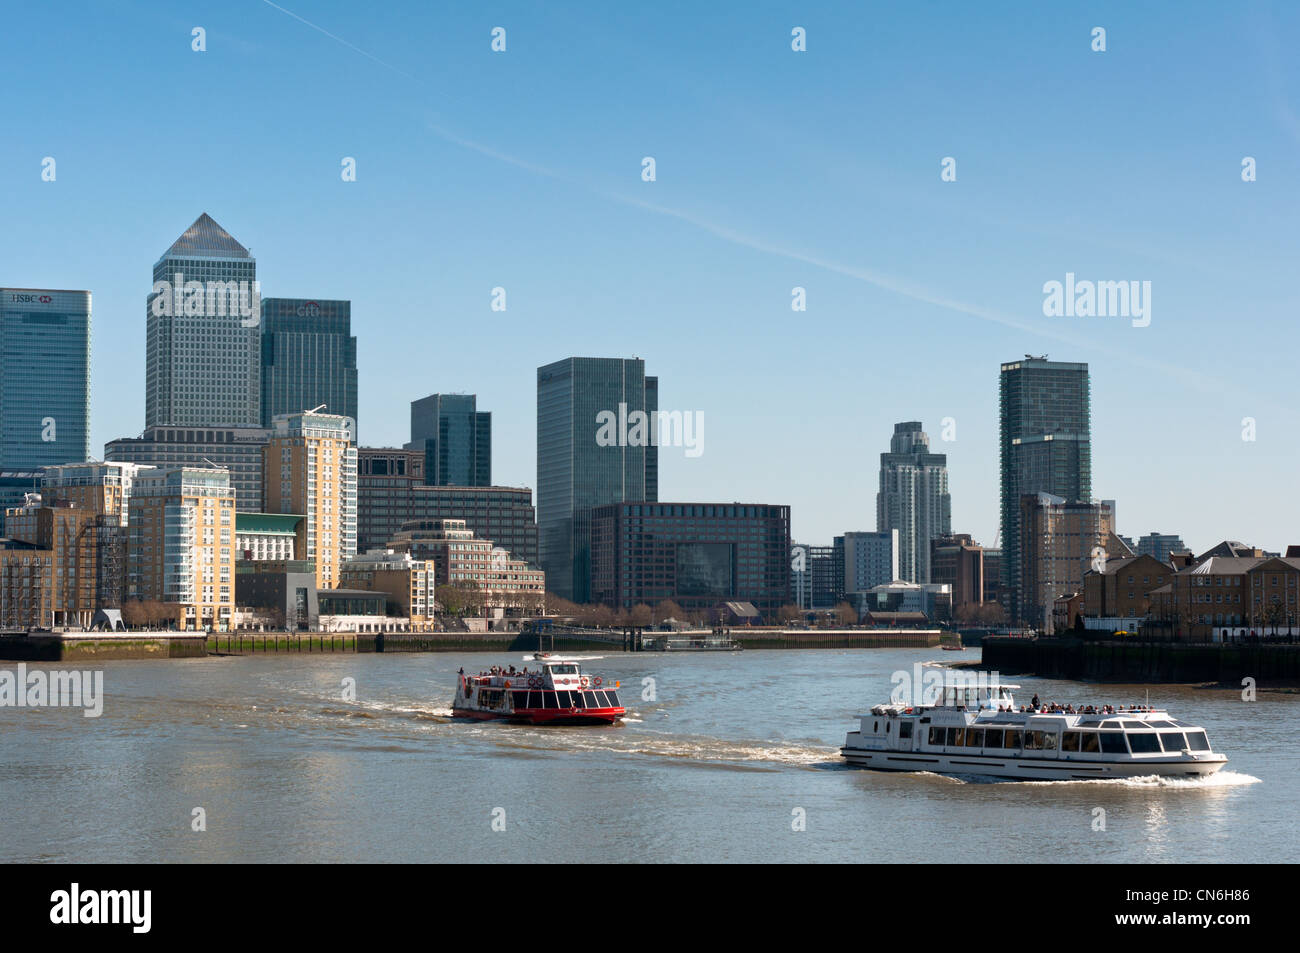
0 630 209 661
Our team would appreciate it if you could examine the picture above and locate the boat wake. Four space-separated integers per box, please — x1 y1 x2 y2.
493 730 839 768
319 699 455 721
1106 769 1261 789
943 769 1262 789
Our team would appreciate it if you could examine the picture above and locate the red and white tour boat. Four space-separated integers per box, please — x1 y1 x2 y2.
453 653 626 725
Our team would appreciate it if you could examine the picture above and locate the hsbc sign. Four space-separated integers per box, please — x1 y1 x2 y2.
9 293 54 304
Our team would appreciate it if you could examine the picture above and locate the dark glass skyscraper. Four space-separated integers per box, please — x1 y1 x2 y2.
537 357 658 602
260 297 358 436
999 356 1092 624
146 213 260 428
0 288 91 470
407 394 490 486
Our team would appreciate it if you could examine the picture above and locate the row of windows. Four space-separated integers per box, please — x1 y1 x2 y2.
508 689 620 709
924 725 1210 754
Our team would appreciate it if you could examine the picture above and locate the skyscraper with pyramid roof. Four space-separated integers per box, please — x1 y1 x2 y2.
145 213 261 428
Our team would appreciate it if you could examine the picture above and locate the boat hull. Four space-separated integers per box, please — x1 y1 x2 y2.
452 704 624 726
840 747 1228 781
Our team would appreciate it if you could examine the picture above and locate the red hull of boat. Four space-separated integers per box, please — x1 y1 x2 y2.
452 705 625 726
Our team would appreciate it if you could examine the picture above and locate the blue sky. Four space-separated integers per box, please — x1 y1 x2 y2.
3 1 1299 553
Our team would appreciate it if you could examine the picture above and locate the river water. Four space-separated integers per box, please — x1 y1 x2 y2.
0 648 1288 863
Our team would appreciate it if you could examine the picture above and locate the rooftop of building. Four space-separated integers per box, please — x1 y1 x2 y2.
235 513 304 535
159 213 251 261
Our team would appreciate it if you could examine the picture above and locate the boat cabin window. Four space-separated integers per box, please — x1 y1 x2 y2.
965 728 984 747
899 722 913 740
1100 720 1120 729
1079 732 1101 753
947 727 966 746
605 690 621 707
984 728 1004 749
1187 731 1211 752
1002 729 1023 750
929 727 944 745
1158 731 1187 752
1121 721 1147 729
1098 731 1129 754
1149 720 1177 728
1126 732 1161 753
1062 731 1081 752
1024 730 1057 751
549 664 579 675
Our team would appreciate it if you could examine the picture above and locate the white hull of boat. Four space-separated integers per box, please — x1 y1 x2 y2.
840 745 1227 781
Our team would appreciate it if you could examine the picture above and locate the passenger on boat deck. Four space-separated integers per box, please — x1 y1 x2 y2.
1031 693 1040 708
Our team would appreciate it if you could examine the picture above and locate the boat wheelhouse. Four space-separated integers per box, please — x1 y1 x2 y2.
452 653 626 725
841 682 1227 781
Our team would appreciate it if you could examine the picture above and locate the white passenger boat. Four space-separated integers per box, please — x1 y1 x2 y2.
841 682 1227 781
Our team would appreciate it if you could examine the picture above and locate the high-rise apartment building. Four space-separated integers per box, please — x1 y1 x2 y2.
260 298 358 435
999 356 1092 623
1135 532 1187 564
4 499 101 627
537 357 658 602
41 461 150 527
841 530 900 595
876 421 951 583
0 538 52 629
406 394 490 486
1018 492 1124 633
126 467 236 631
263 411 358 591
146 213 260 428
38 461 153 612
1 288 91 471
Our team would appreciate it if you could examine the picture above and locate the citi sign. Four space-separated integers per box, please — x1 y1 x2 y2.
295 301 322 317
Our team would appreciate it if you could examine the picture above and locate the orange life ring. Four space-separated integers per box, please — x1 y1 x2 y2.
594 676 603 687
580 676 590 688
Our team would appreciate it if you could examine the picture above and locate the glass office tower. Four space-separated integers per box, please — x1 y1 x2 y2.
998 357 1092 624
537 357 658 602
260 298 358 437
407 394 490 486
0 288 91 470
146 213 260 428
